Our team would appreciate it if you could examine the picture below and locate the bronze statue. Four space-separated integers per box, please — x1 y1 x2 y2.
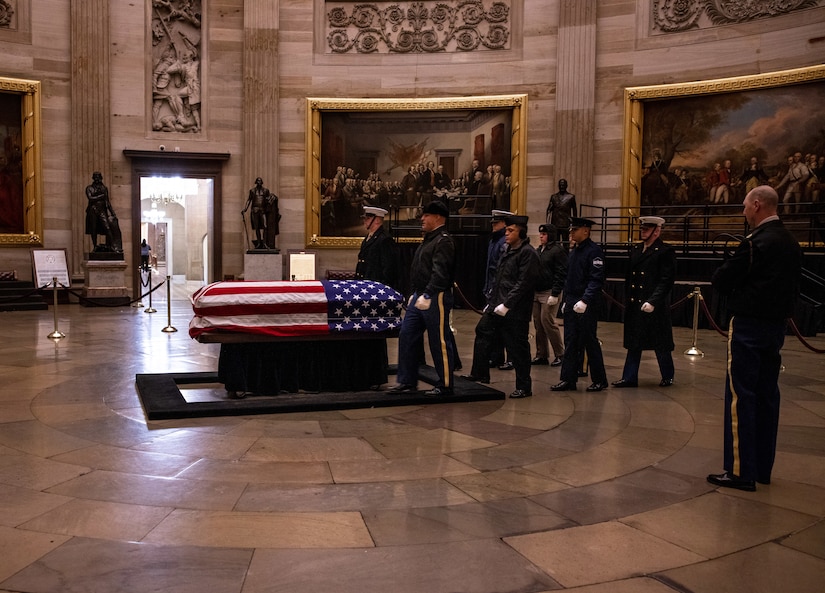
85 172 122 252
243 177 280 249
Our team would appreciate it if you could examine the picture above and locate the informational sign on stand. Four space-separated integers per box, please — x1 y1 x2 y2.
31 249 71 289
288 251 316 281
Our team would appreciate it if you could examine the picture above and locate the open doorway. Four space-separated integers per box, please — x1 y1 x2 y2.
139 176 212 301
125 150 229 302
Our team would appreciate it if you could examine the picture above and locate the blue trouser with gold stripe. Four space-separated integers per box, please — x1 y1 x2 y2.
397 290 455 389
723 315 785 482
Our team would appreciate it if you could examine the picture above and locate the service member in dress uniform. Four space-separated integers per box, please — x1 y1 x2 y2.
464 215 539 398
707 185 801 492
485 209 513 370
612 216 676 388
551 217 609 392
355 206 398 288
390 200 457 397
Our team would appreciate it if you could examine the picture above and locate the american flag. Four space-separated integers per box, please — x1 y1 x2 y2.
189 279 403 339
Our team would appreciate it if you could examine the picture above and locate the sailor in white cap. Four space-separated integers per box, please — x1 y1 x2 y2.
612 214 677 388
355 205 397 288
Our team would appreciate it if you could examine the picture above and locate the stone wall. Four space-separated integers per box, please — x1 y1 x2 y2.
0 0 823 283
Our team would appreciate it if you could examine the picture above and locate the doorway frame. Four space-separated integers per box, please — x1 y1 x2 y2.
124 150 230 299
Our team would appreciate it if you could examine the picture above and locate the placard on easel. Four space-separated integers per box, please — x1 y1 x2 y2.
287 250 317 281
31 249 70 289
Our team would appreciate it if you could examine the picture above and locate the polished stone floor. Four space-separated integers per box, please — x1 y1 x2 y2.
0 302 823 592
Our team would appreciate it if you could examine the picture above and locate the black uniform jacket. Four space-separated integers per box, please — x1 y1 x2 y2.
487 239 540 320
409 225 456 297
355 226 398 288
535 242 567 295
623 238 675 351
562 237 605 309
712 219 801 321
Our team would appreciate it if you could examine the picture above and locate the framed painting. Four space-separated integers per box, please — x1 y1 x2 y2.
622 65 825 245
305 94 528 248
0 76 43 246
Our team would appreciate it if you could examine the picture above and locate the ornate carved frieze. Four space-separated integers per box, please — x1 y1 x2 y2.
0 0 16 29
325 0 510 54
150 0 203 133
652 0 822 33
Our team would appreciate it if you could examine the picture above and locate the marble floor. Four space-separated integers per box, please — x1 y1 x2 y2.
0 301 824 592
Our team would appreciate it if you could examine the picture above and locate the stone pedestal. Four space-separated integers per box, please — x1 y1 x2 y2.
81 259 130 306
243 251 283 281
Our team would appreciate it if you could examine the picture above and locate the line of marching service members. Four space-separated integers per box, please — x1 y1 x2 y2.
359 184 801 494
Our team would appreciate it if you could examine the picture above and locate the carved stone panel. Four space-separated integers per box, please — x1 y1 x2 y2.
325 0 511 54
150 0 203 133
652 0 823 34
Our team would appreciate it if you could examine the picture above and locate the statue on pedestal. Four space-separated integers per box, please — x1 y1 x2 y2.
243 177 280 250
85 172 122 253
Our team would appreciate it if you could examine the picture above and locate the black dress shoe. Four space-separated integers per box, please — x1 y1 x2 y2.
707 471 756 492
460 374 490 384
586 382 609 392
550 381 576 391
530 357 549 366
659 378 674 387
611 379 638 388
498 362 514 371
509 389 532 398
424 386 453 397
388 384 417 394
550 356 563 367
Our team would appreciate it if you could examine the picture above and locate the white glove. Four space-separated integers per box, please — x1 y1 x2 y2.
415 295 431 310
641 302 654 313
493 304 509 316
547 295 559 306
573 300 587 314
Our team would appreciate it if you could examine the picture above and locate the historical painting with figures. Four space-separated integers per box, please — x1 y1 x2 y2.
305 95 527 247
623 65 825 245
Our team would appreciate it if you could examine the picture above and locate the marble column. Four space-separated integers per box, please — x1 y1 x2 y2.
554 0 596 203
243 0 280 252
70 0 111 278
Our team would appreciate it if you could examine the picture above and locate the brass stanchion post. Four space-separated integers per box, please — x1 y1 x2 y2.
684 286 704 357
144 270 157 313
47 276 65 340
162 275 177 333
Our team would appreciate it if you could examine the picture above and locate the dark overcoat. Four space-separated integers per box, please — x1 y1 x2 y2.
622 238 676 351
355 225 398 289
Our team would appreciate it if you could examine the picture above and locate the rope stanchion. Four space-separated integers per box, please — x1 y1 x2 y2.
698 295 730 337
161 275 178 333
47 277 65 340
452 282 484 315
144 271 157 313
684 287 705 356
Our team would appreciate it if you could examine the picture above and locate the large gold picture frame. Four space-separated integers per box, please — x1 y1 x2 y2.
305 95 528 248
0 76 43 246
621 65 825 227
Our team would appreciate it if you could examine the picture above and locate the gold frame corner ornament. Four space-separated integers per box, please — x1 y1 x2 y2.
305 94 528 248
0 76 43 247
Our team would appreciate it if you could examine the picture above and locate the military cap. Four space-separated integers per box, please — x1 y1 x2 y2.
421 200 449 217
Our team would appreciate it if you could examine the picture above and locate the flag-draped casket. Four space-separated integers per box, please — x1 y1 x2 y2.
189 280 404 395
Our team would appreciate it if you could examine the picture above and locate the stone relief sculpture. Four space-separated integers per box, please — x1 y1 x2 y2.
0 0 14 29
326 0 510 54
150 0 202 133
652 0 822 33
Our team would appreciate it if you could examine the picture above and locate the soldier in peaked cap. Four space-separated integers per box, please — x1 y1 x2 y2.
484 209 514 369
464 214 539 398
390 198 458 397
355 206 398 289
612 216 676 389
551 216 609 392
